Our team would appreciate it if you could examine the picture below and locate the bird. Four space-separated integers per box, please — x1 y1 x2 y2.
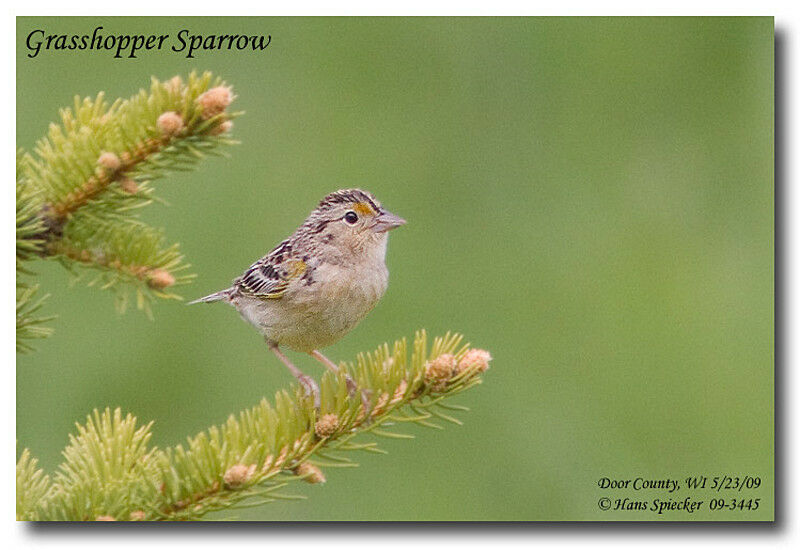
189 189 405 408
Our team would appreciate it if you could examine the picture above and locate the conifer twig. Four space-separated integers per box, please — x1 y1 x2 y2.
16 72 241 348
16 331 491 521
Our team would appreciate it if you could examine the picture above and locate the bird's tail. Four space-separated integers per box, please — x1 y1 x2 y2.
187 289 232 305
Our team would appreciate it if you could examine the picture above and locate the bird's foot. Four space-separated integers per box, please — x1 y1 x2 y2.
342 375 372 416
299 375 321 410
359 388 373 422
339 374 373 423
344 374 358 395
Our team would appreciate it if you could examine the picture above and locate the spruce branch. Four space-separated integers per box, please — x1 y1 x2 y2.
16 151 46 271
16 284 55 353
27 72 238 223
16 332 491 521
49 213 192 314
16 72 240 345
16 151 54 351
16 449 51 521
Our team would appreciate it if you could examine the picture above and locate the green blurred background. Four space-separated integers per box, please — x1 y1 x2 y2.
16 17 773 520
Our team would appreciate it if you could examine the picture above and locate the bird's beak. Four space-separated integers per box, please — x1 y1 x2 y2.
372 210 406 233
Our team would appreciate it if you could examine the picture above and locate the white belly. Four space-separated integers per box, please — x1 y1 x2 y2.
233 261 388 352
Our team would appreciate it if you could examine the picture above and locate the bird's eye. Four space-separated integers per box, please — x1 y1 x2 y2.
344 211 359 224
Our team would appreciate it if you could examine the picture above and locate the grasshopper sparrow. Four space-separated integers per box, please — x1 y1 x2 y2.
190 189 405 406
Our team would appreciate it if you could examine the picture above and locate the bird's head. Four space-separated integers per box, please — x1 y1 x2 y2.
302 189 405 259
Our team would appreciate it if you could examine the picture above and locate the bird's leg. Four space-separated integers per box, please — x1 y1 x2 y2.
268 342 320 409
309 350 357 393
309 350 372 412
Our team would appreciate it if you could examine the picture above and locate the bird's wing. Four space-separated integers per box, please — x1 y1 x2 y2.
234 240 307 300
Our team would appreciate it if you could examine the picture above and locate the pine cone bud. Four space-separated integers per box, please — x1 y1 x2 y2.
211 120 233 135
294 462 326 484
95 515 116 521
223 463 256 488
147 269 175 289
197 86 233 118
314 414 339 438
425 353 457 383
456 348 492 374
129 510 146 521
157 111 184 136
97 152 121 172
119 178 139 194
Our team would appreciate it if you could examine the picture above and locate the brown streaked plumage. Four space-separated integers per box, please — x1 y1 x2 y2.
190 189 406 407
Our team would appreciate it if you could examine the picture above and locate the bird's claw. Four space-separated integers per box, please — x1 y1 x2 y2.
299 375 321 410
343 376 370 411
341 375 373 423
358 388 374 425
344 375 358 395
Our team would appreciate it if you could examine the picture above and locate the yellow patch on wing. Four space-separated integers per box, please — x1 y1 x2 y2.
264 260 307 299
353 202 376 216
288 259 307 277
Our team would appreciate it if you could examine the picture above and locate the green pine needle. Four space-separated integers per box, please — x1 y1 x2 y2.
25 71 239 215
16 285 55 353
16 72 240 343
16 331 491 521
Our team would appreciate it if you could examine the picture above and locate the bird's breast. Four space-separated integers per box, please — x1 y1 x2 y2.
299 260 388 315
256 259 388 351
